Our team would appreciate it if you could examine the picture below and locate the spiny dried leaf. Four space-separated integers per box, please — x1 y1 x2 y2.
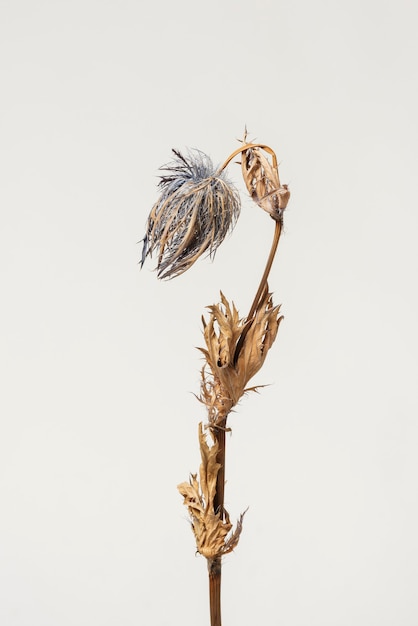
141 149 241 279
234 293 282 385
178 423 245 560
223 508 247 555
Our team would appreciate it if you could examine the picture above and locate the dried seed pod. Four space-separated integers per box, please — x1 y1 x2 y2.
241 144 290 223
141 149 241 279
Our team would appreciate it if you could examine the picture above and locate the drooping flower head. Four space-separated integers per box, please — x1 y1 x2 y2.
140 149 241 279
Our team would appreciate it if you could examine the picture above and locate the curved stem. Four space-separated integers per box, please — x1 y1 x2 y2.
217 143 278 174
247 220 282 320
233 220 282 364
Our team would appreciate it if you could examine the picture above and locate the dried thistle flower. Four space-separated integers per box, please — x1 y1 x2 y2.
140 149 241 279
199 289 283 427
177 423 246 562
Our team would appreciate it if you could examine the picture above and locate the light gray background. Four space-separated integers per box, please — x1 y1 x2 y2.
1 1 417 624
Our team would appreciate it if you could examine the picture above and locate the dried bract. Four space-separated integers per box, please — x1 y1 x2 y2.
177 423 245 561
241 145 290 224
199 290 283 425
141 149 241 279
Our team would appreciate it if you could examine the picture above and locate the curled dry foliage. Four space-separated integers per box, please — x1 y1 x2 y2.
199 290 283 426
140 149 240 279
241 144 290 224
177 423 246 562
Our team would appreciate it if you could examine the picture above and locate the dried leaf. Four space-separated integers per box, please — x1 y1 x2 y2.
178 423 245 560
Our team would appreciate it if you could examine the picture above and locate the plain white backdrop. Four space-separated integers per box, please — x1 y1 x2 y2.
1 0 417 624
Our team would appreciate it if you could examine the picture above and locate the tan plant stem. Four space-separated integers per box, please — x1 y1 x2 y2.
233 219 282 364
208 557 222 626
209 417 227 626
217 143 278 173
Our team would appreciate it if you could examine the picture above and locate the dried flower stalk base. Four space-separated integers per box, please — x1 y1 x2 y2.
142 133 290 626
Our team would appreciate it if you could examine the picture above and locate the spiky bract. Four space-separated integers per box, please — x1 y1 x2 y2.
200 290 283 426
141 149 240 279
